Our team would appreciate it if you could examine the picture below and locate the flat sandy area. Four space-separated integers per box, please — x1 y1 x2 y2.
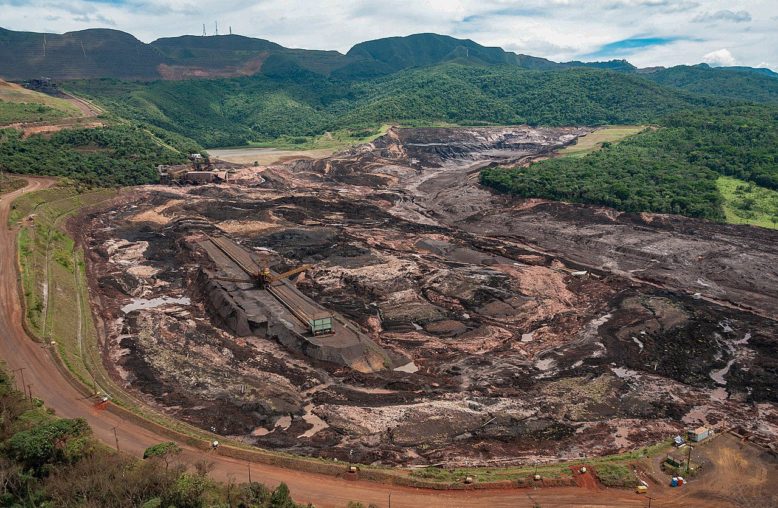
209 147 336 165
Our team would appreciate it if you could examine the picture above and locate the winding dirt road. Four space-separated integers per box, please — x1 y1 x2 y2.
0 178 735 507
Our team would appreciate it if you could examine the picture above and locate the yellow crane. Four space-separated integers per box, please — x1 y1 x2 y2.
212 264 313 288
258 264 312 288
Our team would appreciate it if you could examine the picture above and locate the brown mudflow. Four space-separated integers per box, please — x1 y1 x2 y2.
3 125 776 507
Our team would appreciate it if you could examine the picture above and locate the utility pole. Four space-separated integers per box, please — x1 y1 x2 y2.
111 426 120 451
647 495 654 508
202 24 206 36
26 384 33 406
247 461 251 483
215 21 219 36
388 492 391 508
686 445 693 474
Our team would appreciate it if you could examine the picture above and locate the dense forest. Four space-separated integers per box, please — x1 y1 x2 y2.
642 65 778 105
0 125 199 186
68 64 721 148
481 106 778 221
0 368 311 507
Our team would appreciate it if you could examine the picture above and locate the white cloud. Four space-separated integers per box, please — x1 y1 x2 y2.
0 0 776 70
703 48 736 66
693 10 751 23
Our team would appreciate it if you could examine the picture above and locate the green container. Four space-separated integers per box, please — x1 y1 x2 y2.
310 317 333 335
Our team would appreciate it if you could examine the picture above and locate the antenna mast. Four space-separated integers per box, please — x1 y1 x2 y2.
215 21 218 36
229 26 232 35
202 23 206 36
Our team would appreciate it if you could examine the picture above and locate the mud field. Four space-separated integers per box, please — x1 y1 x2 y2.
75 126 778 466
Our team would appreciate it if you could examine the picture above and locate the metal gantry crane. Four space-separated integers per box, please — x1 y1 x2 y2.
206 234 334 336
212 263 313 289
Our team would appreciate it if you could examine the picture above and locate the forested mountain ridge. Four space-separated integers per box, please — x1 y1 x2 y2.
2 27 774 86
67 64 726 147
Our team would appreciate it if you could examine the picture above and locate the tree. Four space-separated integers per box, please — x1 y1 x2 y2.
143 442 182 471
6 418 91 473
270 482 296 508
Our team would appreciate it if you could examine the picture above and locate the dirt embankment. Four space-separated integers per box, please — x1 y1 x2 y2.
76 126 778 469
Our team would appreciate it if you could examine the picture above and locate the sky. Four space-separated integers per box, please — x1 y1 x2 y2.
1 0 776 70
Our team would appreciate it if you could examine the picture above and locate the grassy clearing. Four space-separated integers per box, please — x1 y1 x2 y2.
409 439 672 484
0 79 81 125
593 463 639 487
242 124 392 151
717 176 778 229
557 125 645 158
12 186 116 392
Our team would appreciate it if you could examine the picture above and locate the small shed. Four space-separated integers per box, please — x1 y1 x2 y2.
665 453 686 469
688 427 710 442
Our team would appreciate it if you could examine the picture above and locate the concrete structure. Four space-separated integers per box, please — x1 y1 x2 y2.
688 427 711 442
193 235 397 372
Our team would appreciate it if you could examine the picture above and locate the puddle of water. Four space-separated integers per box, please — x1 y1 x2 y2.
394 361 419 373
708 331 750 386
345 385 399 395
275 416 292 430
298 403 330 438
121 296 190 313
710 358 735 385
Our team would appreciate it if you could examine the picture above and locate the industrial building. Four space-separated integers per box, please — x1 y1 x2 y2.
193 234 396 372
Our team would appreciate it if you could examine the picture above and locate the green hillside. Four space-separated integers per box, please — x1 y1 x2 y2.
641 64 778 104
0 125 197 186
717 176 778 229
67 64 721 147
0 79 82 124
345 33 526 73
481 106 778 221
0 28 166 80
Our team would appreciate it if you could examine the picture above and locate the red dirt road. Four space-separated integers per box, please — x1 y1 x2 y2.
0 178 738 507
